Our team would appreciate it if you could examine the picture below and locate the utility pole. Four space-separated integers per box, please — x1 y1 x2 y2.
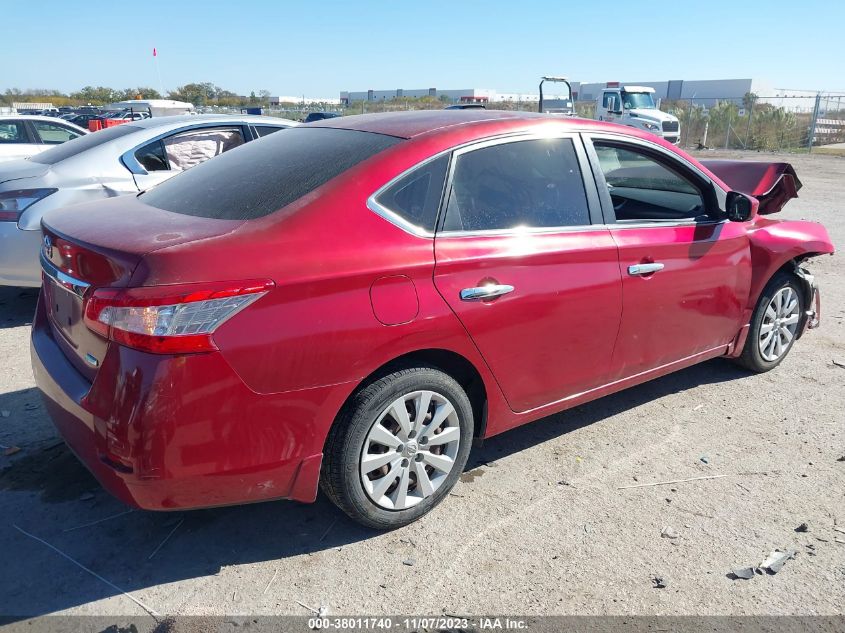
808 92 821 153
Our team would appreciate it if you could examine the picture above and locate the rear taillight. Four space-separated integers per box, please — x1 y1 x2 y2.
0 188 57 222
83 280 273 354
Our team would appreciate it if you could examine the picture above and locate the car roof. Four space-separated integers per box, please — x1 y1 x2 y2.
307 109 615 139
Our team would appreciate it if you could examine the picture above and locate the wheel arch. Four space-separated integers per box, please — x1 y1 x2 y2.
336 348 489 441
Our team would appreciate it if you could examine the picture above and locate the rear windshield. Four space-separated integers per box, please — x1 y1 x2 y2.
141 127 402 220
31 124 139 164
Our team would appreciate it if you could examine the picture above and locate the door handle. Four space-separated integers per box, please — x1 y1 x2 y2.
628 263 665 276
460 284 515 301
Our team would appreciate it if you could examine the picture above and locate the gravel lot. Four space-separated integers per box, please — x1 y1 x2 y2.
0 150 843 626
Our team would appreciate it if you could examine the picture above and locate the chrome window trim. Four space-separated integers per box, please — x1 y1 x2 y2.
120 123 252 176
40 251 90 298
436 218 727 239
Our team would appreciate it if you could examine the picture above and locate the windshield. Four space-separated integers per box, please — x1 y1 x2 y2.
31 124 139 164
622 91 656 109
141 127 402 220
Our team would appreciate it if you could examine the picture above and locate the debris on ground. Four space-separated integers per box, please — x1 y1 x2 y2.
693 404 704 411
660 526 680 539
760 549 797 574
795 522 809 533
730 549 797 580
700 456 710 464
729 567 758 580
402 558 415 566
832 359 845 369
651 575 667 589
834 526 845 535
837 456 845 462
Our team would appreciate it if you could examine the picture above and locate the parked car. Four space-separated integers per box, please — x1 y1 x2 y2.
66 113 102 129
444 103 486 109
303 111 341 122
0 114 297 287
0 115 87 162
31 111 833 529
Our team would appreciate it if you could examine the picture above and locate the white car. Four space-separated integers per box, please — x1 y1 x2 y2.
0 114 298 287
0 115 88 162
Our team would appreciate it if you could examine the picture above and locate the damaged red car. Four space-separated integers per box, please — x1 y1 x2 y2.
32 111 834 529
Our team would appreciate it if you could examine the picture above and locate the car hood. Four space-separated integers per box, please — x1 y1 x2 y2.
628 108 677 123
701 160 802 215
0 159 50 186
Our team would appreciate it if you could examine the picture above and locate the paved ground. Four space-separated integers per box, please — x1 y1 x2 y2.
0 150 843 627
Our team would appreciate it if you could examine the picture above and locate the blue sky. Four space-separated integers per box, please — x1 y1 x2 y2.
3 0 843 96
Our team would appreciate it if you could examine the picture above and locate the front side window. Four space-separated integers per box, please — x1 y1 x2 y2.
373 155 449 232
602 92 618 110
593 143 706 222
32 121 82 145
442 138 590 232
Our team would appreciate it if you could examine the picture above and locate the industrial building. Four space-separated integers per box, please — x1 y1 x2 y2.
340 79 823 112
270 95 342 106
339 88 565 105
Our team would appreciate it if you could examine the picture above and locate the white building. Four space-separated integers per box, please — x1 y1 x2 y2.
271 96 342 106
340 88 567 105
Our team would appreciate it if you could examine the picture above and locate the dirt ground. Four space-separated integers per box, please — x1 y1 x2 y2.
0 150 843 626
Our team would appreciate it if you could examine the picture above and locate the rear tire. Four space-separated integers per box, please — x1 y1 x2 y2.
321 366 474 530
735 271 804 373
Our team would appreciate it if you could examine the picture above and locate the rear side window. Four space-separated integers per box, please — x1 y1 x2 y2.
373 155 449 232
141 128 401 220
442 138 590 232
0 121 27 143
254 125 284 137
31 124 138 164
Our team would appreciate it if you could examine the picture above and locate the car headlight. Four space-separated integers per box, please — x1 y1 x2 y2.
642 122 660 131
0 189 57 222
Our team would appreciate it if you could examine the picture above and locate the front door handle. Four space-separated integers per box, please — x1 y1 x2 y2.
460 284 515 301
628 263 665 276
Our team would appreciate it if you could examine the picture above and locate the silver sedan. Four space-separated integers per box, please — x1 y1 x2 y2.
0 114 297 287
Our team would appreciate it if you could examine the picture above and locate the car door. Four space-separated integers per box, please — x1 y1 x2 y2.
433 134 623 413
583 134 751 380
126 125 247 191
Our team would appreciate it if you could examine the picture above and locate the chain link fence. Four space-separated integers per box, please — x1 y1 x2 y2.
203 93 845 154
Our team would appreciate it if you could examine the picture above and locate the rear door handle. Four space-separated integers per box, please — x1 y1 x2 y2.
628 263 665 276
460 284 515 301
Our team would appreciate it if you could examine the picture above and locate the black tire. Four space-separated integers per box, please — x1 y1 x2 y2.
735 271 804 373
321 366 474 530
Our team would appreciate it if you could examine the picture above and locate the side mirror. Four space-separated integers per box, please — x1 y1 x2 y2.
726 191 754 222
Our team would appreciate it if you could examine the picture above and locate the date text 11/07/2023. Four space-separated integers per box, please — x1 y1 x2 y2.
306 617 529 630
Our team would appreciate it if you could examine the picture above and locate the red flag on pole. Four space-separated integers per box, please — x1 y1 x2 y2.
153 47 157 57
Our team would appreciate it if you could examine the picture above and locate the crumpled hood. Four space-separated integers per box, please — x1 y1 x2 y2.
701 160 802 215
628 108 677 123
0 159 50 187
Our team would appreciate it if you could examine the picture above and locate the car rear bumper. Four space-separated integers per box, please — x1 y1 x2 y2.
30 292 353 510
0 224 41 287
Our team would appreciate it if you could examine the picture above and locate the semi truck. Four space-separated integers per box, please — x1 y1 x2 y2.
595 83 681 145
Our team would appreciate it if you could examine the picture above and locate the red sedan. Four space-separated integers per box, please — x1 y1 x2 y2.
31 111 834 529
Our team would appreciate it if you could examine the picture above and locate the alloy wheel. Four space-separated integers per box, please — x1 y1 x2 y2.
360 390 461 511
758 286 800 362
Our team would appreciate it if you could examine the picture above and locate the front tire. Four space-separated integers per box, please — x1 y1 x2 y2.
321 366 474 530
735 272 804 373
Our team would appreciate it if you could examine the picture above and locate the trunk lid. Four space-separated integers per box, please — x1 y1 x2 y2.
0 159 50 186
701 160 802 215
40 195 245 380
